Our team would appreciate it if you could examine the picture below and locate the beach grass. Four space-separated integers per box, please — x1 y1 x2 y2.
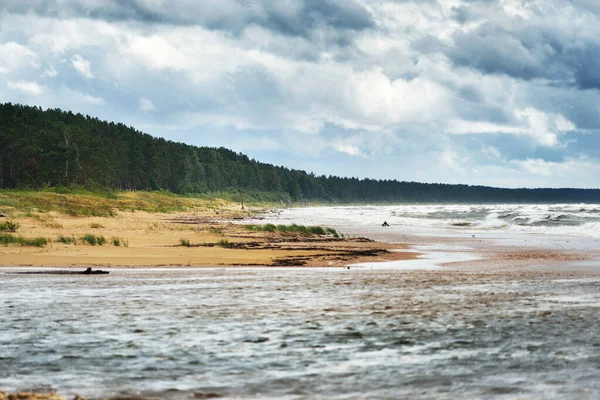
244 223 339 237
81 234 106 246
0 188 240 217
0 220 19 232
57 235 77 245
0 233 48 247
217 239 234 248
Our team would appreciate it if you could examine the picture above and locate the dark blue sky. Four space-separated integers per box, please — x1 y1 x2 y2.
1 0 600 188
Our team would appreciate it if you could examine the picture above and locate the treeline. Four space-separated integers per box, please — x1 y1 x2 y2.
1 102 600 203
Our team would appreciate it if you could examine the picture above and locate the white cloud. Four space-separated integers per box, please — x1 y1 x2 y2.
82 94 107 105
7 80 44 95
447 108 576 147
42 65 58 77
0 42 38 74
71 54 94 78
511 157 600 185
139 98 157 112
333 144 367 158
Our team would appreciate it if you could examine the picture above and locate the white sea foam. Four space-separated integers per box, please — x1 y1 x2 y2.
250 204 600 240
351 246 478 270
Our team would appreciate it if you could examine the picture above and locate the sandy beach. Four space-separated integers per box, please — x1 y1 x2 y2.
0 204 418 269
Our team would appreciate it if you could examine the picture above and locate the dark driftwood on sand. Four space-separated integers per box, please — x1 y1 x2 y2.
9 268 109 275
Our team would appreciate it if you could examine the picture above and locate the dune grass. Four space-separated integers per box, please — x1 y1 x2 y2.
0 233 48 247
244 223 339 237
57 235 77 245
81 234 106 246
0 189 223 217
0 221 19 232
217 239 234 248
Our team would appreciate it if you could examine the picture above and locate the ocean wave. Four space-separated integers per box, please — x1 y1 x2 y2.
257 204 600 239
387 204 600 237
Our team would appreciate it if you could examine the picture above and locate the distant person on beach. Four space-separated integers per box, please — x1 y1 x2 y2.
382 221 389 227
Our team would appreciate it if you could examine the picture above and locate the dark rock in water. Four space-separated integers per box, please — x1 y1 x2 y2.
244 336 269 343
193 393 223 399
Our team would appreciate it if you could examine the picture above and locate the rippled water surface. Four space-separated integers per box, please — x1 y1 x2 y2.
2 268 600 399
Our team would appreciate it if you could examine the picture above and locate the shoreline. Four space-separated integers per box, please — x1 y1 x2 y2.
2 200 600 272
0 205 420 269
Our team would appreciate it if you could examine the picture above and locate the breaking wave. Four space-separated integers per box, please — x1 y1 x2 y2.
389 204 600 237
263 204 600 239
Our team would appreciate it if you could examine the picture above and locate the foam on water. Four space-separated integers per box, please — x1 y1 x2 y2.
2 268 600 399
4 205 600 399
352 246 478 270
254 203 600 239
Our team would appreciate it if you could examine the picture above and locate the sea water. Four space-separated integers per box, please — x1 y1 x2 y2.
3 205 600 399
261 204 600 238
257 204 600 253
2 268 600 399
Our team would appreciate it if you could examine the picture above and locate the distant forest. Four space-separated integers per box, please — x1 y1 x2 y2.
1 102 600 203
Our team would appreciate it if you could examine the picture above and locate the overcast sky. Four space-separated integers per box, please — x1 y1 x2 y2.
1 0 600 188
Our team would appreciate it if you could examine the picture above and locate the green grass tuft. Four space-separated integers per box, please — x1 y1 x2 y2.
0 221 19 232
217 239 234 248
244 223 338 236
57 235 77 245
81 234 106 246
26 237 49 247
180 238 191 247
0 233 48 247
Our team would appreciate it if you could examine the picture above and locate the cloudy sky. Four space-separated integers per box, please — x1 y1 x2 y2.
1 0 600 188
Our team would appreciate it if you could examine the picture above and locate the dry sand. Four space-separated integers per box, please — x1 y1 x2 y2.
0 208 418 268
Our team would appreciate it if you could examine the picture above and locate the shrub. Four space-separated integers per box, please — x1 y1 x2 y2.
0 234 48 247
0 233 20 245
25 237 48 247
180 238 191 247
90 223 104 229
57 235 77 245
217 239 234 248
0 221 19 232
112 237 121 246
243 223 338 236
264 223 277 232
81 234 106 246
307 226 326 235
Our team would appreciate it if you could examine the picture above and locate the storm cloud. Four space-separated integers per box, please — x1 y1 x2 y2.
1 0 600 188
2 0 375 39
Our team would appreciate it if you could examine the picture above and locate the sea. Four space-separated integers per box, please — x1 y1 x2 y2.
2 204 600 399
